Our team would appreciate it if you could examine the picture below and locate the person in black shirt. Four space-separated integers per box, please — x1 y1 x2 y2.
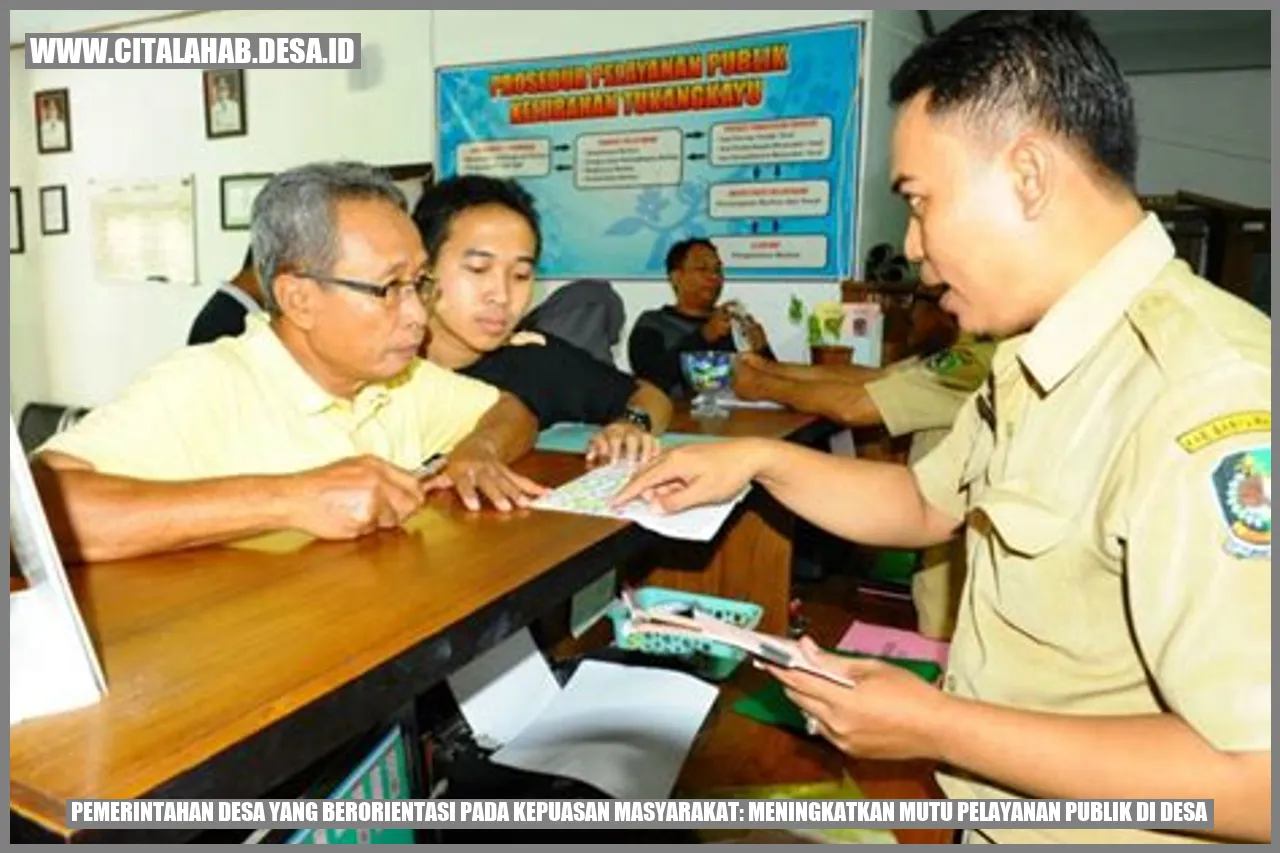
187 248 264 345
627 238 774 399
412 175 673 466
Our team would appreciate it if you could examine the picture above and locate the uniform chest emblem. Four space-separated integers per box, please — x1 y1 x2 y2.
1211 446 1271 559
925 348 971 376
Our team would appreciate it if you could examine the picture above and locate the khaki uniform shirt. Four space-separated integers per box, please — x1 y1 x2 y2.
867 337 997 638
913 214 1271 843
866 335 996 465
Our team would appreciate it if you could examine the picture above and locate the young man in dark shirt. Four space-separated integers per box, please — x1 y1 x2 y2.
412 176 673 466
627 238 775 399
187 248 264 345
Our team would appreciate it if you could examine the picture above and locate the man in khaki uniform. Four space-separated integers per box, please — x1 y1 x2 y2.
868 337 995 640
733 333 996 638
617 11 1270 844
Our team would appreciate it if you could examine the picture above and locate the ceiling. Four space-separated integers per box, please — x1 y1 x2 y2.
925 10 1272 74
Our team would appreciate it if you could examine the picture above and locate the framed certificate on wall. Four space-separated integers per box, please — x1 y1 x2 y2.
39 185 68 236
10 187 24 253
219 173 273 231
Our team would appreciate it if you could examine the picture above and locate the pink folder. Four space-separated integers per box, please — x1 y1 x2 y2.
836 621 950 667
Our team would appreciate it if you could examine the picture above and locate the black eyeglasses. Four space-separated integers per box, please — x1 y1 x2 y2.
299 271 435 305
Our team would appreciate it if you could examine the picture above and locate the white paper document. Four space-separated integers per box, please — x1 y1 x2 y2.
10 591 105 726
89 175 197 286
718 393 784 411
10 413 106 727
530 462 748 542
490 660 718 800
445 629 560 749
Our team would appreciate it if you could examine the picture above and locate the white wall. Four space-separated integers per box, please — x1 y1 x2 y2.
10 50 50 413
1129 69 1271 208
10 9 435 409
14 12 1270 414
433 9 922 367
11 9 921 408
9 10 189 46
859 10 924 270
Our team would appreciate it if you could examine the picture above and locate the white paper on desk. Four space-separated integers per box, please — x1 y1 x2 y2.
445 629 560 749
718 393 784 411
490 660 718 800
530 462 748 543
620 492 747 542
10 590 105 726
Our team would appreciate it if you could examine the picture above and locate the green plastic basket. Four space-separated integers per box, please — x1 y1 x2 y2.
607 587 764 682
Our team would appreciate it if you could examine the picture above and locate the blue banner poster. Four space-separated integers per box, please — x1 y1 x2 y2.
437 23 865 281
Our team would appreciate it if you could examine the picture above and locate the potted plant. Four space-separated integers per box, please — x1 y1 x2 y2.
788 294 853 366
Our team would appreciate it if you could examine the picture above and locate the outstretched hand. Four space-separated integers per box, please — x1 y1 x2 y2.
610 439 770 514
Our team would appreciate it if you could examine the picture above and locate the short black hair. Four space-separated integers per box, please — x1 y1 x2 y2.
411 174 541 265
665 238 719 276
889 11 1137 187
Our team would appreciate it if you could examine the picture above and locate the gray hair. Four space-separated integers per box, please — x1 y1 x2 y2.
250 161 407 315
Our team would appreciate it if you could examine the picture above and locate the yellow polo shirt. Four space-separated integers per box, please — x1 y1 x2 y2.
40 315 501 480
913 214 1271 844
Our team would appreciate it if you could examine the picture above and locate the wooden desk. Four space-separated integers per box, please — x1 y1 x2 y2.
667 406 831 444
10 453 644 843
11 408 839 843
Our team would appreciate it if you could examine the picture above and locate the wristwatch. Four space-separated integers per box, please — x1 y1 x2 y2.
414 453 448 479
619 407 653 433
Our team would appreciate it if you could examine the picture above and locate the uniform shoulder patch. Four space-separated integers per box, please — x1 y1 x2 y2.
1177 409 1269 455
1211 445 1271 559
1177 410 1270 453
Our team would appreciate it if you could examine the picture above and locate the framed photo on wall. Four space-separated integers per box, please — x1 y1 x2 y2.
203 69 246 139
35 88 72 154
219 173 273 230
39 185 68 236
11 188 25 254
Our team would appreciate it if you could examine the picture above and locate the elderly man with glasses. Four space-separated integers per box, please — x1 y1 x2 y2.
34 161 546 565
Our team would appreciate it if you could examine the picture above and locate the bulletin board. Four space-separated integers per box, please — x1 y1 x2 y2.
436 22 865 281
89 175 197 286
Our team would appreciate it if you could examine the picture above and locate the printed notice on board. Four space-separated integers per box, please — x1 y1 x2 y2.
89 175 197 286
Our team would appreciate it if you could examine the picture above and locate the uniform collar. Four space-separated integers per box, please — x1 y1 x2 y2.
242 315 392 418
1019 213 1175 394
